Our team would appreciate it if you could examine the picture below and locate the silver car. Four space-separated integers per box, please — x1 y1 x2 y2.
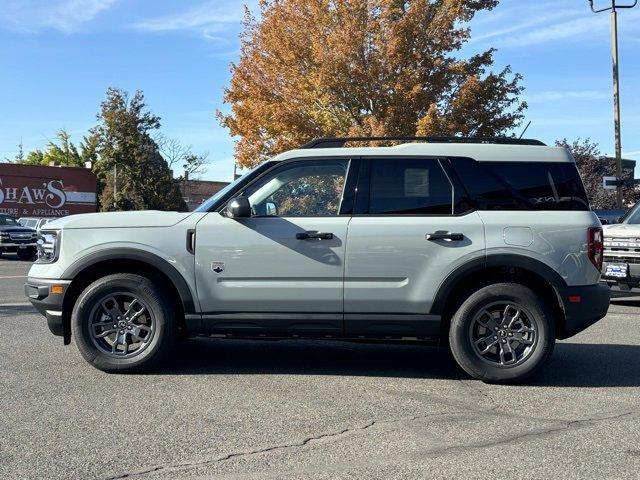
25 137 610 383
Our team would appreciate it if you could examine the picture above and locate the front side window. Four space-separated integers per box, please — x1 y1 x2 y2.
244 160 349 217
368 158 453 214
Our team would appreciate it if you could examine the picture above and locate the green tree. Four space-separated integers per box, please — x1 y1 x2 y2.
18 129 96 168
93 88 187 212
219 0 526 168
4 140 25 163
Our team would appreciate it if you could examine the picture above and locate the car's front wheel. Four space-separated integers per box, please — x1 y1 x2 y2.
449 283 555 384
72 273 177 372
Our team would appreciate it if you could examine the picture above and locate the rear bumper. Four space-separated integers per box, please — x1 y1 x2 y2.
24 277 71 338
556 283 610 339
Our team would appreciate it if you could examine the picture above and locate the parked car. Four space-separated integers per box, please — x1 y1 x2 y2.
18 217 56 231
602 201 640 290
24 136 609 383
594 208 627 225
0 214 38 259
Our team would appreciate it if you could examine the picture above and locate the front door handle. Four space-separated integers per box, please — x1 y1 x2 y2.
296 231 334 240
426 231 464 241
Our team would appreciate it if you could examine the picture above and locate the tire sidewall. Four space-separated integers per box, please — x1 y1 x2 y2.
449 283 555 383
72 275 173 372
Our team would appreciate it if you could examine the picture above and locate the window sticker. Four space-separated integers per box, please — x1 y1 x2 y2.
404 168 430 197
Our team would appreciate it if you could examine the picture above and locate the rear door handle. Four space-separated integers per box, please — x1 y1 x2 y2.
426 231 464 241
296 231 334 240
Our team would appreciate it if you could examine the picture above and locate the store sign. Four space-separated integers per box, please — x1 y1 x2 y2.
0 164 96 217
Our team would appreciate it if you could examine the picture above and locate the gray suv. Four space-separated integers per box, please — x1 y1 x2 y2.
25 137 610 383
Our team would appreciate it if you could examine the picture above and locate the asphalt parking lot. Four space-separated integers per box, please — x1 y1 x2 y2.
1 256 640 479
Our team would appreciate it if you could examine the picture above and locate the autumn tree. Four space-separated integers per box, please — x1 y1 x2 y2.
556 138 637 209
219 0 526 168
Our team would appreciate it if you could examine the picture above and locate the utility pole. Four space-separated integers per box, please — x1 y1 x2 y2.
589 0 637 208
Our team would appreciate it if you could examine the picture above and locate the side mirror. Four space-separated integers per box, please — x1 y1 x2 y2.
226 196 251 218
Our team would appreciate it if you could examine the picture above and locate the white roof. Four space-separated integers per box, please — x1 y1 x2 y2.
273 142 574 163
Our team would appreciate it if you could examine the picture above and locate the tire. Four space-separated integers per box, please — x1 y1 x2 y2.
17 247 36 260
448 283 555 384
72 273 177 373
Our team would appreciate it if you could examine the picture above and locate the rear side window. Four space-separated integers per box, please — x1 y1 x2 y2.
368 159 453 214
451 159 589 211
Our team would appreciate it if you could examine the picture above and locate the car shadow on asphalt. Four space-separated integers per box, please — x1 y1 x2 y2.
532 343 640 388
161 337 640 387
162 338 464 380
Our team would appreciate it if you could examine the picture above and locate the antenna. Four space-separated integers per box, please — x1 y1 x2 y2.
518 121 531 139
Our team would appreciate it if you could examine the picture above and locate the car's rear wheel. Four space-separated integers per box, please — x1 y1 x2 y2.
449 283 555 384
72 273 176 372
17 247 36 260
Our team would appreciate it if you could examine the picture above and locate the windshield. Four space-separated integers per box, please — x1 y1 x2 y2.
0 215 20 226
195 162 277 212
621 203 640 224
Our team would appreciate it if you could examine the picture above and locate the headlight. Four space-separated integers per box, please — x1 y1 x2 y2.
36 230 60 263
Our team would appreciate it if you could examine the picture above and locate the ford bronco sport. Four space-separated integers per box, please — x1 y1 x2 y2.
25 137 610 383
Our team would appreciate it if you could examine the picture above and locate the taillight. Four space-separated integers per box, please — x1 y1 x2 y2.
588 227 603 271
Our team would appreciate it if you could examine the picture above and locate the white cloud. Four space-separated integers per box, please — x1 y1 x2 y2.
0 0 118 33
526 90 610 103
131 1 258 40
498 16 606 48
469 0 640 49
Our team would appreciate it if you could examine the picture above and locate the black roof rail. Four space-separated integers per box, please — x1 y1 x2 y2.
299 136 546 149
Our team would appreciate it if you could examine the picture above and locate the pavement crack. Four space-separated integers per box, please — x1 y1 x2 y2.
104 419 378 480
420 410 636 457
215 419 377 463
106 410 637 479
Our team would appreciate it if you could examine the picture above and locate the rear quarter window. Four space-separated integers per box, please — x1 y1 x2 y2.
450 159 590 211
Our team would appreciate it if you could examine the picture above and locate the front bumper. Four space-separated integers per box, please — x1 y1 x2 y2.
24 277 71 339
1 242 37 250
556 283 610 339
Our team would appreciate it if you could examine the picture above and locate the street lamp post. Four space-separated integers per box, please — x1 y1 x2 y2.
588 0 638 209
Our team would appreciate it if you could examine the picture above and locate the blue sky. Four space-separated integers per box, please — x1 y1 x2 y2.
1 0 639 181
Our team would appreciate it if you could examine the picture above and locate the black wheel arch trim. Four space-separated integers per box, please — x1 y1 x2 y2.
430 254 568 315
62 248 196 314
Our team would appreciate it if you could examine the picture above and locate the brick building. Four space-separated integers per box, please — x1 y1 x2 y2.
178 178 230 211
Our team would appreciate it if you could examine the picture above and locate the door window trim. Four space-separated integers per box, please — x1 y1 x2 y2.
214 156 359 218
353 155 476 217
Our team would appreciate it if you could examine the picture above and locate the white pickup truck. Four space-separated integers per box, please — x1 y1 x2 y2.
602 202 640 290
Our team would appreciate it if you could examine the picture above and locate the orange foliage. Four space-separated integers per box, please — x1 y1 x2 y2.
219 0 526 168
